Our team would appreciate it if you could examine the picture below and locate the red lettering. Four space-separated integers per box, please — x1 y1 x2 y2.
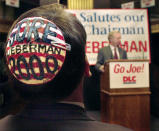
130 41 138 52
139 40 147 52
120 67 125 73
132 76 136 82
132 66 136 73
86 41 91 53
92 41 100 53
101 41 108 48
123 76 136 83
142 64 144 72
114 64 125 73
123 76 127 82
85 40 148 54
85 41 109 54
136 66 141 73
114 64 120 73
127 64 143 73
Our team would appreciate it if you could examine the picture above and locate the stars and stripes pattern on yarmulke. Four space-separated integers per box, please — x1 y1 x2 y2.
6 17 70 85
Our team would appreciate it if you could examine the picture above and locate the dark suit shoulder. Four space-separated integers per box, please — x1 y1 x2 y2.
0 117 133 131
99 46 110 52
51 120 133 131
88 121 132 131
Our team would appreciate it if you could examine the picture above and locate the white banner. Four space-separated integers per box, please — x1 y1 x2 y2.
71 9 150 65
5 0 19 8
141 0 155 8
109 61 149 88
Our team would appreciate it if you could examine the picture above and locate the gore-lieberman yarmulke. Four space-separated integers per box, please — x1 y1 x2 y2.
6 17 71 85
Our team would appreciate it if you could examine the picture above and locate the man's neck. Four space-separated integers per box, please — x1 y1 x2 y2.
29 77 85 109
60 77 84 108
110 43 117 48
62 78 84 102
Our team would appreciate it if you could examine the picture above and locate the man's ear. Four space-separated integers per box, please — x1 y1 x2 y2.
84 56 92 77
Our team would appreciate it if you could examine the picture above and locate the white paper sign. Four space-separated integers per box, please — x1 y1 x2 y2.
109 61 149 88
5 0 19 8
141 0 155 8
121 2 134 9
70 9 150 65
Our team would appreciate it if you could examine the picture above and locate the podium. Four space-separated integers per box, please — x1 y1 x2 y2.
100 59 150 131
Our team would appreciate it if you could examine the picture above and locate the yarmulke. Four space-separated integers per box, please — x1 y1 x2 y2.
6 17 71 85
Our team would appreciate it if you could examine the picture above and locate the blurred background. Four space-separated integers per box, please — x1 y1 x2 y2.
0 0 159 123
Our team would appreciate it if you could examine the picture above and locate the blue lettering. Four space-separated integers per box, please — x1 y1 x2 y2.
42 22 57 43
80 12 87 22
16 19 28 42
27 19 44 42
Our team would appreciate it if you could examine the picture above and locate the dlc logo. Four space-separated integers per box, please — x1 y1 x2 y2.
123 76 136 84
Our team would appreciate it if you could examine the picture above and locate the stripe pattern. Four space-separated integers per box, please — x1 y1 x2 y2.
6 17 67 85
